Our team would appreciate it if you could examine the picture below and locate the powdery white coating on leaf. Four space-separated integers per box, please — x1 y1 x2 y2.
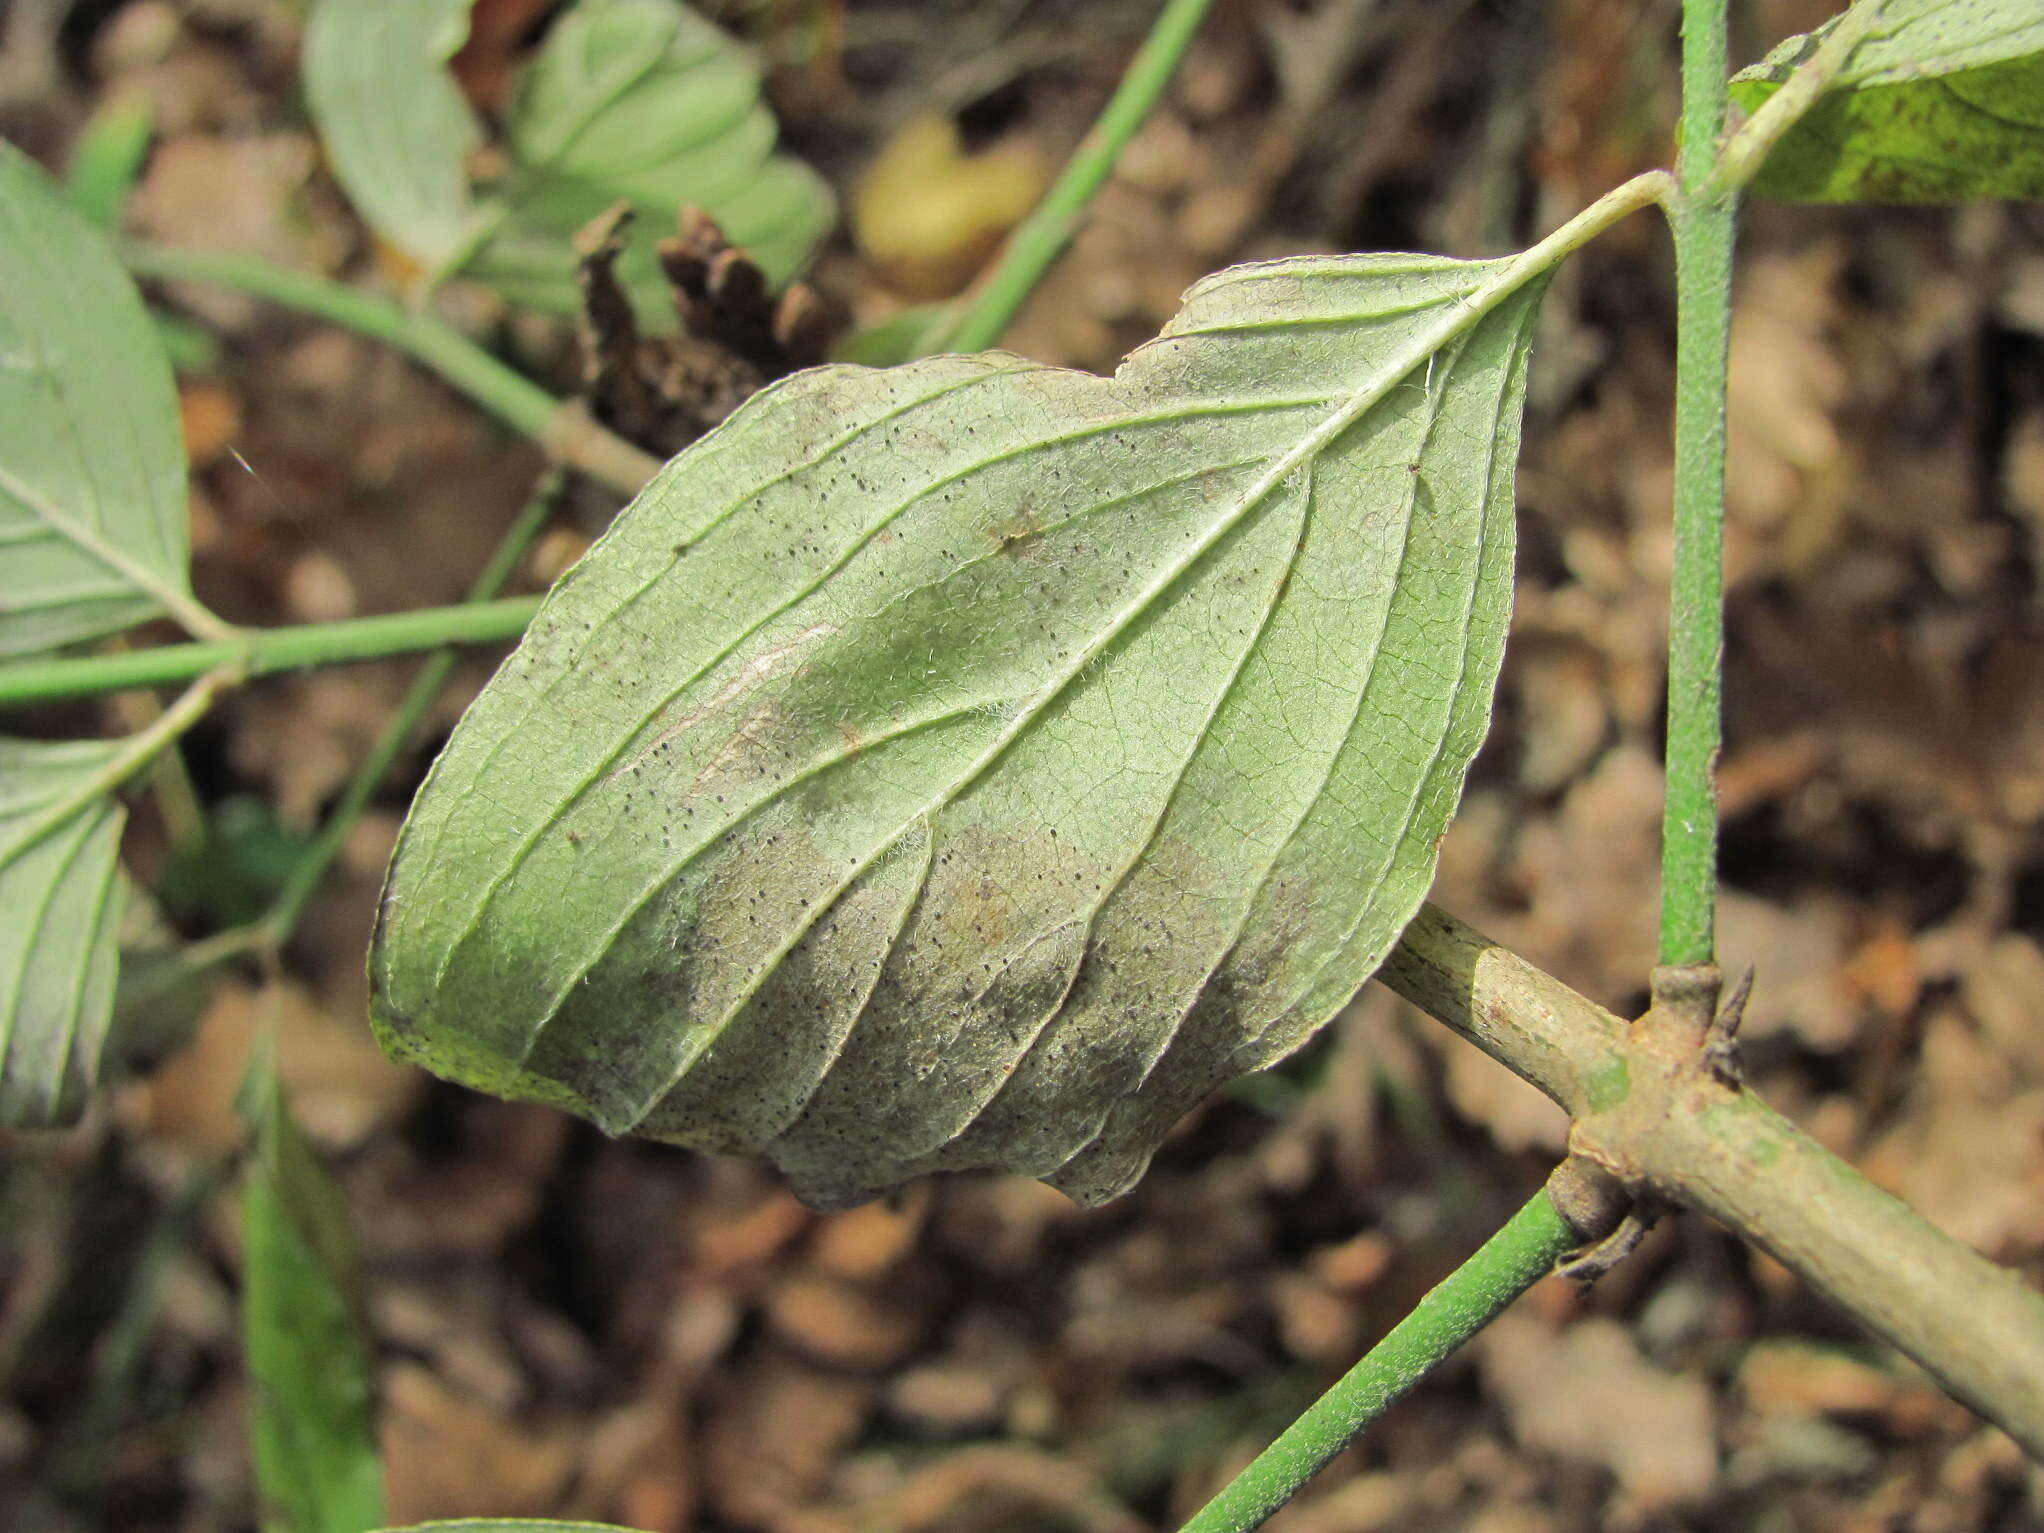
372 251 1545 1209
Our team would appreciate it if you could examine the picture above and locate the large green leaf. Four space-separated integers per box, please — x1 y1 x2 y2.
0 738 125 1127
243 1047 386 1533
305 0 834 315
1730 0 2044 202
373 249 1547 1210
302 0 481 267
0 140 199 658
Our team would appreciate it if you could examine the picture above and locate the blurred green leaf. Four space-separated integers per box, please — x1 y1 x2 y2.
67 92 154 230
373 249 1545 1210
1730 0 2044 202
105 875 223 1078
158 794 314 931
829 302 952 367
0 140 203 658
151 310 224 375
242 1046 385 1533
302 0 481 266
466 0 834 313
305 0 834 320
0 738 125 1126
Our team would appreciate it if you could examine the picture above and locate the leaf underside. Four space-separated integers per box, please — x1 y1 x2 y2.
305 0 834 315
0 141 194 659
373 251 1545 1209
0 738 126 1127
1731 0 2044 203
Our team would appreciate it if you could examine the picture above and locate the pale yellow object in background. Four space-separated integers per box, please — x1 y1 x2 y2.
853 113 1045 300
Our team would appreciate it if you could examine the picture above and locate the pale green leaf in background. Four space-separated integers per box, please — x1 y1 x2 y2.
373 247 1548 1210
0 141 205 658
242 1046 386 1533
1730 0 2044 202
463 0 834 313
0 738 125 1127
304 0 834 318
302 0 481 267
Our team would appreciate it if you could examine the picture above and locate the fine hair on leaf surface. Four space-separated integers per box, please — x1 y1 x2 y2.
372 247 1552 1210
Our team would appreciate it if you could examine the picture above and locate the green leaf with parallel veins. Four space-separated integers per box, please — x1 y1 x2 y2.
0 738 126 1127
372 247 1548 1210
1730 0 2044 202
242 1046 386 1533
305 0 833 316
0 141 201 658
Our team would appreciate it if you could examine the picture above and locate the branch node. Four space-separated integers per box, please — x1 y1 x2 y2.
1646 962 1720 1049
1557 1203 1659 1285
1546 1156 1653 1285
1704 964 1755 1084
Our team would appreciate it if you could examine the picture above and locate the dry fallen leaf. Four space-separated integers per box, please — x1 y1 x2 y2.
1480 1314 1718 1514
380 1362 579 1524
701 1349 873 1529
126 978 416 1155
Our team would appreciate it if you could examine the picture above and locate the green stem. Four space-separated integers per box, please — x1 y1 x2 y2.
1660 0 1734 970
926 0 1220 355
118 243 660 496
257 473 562 944
109 681 209 852
14 669 235 858
1179 1185 1575 1533
0 597 543 710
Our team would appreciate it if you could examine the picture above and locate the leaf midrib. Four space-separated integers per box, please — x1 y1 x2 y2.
0 463 193 636
606 452 1315 1135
